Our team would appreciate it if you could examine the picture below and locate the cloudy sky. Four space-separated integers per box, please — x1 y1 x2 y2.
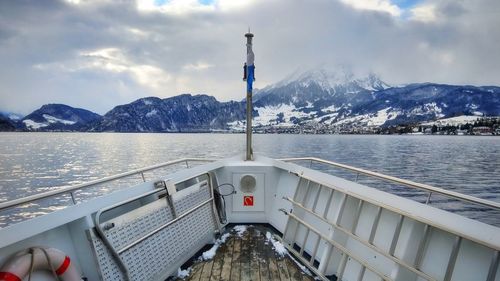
1 0 499 115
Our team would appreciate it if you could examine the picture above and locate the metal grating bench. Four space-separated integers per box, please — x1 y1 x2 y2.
89 178 220 281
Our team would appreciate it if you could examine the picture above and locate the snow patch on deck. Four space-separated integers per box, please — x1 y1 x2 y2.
265 231 288 257
265 231 317 279
201 232 230 260
199 225 249 261
233 225 248 237
288 254 315 278
177 267 192 279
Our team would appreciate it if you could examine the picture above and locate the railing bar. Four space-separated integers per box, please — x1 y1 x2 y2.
337 254 348 280
425 192 432 205
322 243 334 275
0 158 216 211
302 180 312 206
292 177 303 201
389 215 404 256
358 265 366 281
118 198 213 254
369 206 382 244
278 157 500 210
165 191 178 219
310 235 321 265
206 174 223 232
322 188 334 218
312 184 322 212
275 237 329 281
96 172 210 218
69 192 77 205
444 236 462 281
300 229 310 256
285 210 392 281
291 173 499 252
335 193 348 225
486 250 499 281
283 197 437 281
415 224 431 270
352 200 364 234
283 177 304 241
140 172 146 182
291 221 301 247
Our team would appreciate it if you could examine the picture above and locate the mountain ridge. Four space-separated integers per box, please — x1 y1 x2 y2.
2 68 499 132
19 104 101 131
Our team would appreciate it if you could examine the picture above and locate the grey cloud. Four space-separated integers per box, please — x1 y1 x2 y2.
0 0 499 115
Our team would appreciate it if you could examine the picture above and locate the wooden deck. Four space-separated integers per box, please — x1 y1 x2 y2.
175 225 316 281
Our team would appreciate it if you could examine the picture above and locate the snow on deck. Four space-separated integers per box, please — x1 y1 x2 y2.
173 225 316 281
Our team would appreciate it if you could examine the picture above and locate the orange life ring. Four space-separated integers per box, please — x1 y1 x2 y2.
0 247 81 281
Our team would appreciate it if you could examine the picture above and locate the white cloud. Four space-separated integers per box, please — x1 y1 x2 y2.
136 0 255 14
215 0 254 11
82 48 172 90
183 62 215 71
340 0 402 16
64 0 81 4
410 3 438 22
136 0 215 14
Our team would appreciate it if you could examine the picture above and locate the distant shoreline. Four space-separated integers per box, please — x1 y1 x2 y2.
0 131 498 136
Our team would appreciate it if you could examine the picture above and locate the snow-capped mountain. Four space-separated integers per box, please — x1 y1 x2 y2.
3 67 499 133
21 104 101 131
89 94 246 132
246 67 500 129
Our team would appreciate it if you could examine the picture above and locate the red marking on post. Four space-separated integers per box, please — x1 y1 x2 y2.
56 256 71 275
0 272 21 281
243 196 254 206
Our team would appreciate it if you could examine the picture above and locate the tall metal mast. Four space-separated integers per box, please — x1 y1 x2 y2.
244 30 255 160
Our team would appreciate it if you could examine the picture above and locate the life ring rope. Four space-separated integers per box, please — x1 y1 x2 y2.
0 247 80 281
0 272 21 281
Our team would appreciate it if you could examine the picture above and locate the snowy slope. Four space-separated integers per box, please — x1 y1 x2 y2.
21 104 100 131
234 67 500 129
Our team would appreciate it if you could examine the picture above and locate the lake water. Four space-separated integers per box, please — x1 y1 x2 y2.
0 132 499 227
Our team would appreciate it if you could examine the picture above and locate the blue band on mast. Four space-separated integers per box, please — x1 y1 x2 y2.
247 65 255 92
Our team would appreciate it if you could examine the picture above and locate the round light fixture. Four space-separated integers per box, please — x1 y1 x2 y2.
240 174 256 193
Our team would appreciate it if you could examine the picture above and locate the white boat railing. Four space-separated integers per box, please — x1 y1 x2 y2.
0 158 216 212
279 157 500 211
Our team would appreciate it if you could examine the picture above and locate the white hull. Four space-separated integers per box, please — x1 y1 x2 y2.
0 154 499 281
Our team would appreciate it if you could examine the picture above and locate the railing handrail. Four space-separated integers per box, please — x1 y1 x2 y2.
0 158 216 212
279 157 500 211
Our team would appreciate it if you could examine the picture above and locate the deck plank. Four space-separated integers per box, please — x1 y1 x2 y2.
240 230 252 281
189 263 204 281
250 232 261 281
267 246 281 280
209 238 226 281
284 257 303 281
277 258 291 281
200 260 213 281
257 233 271 281
230 239 241 281
220 238 234 281
174 225 318 281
